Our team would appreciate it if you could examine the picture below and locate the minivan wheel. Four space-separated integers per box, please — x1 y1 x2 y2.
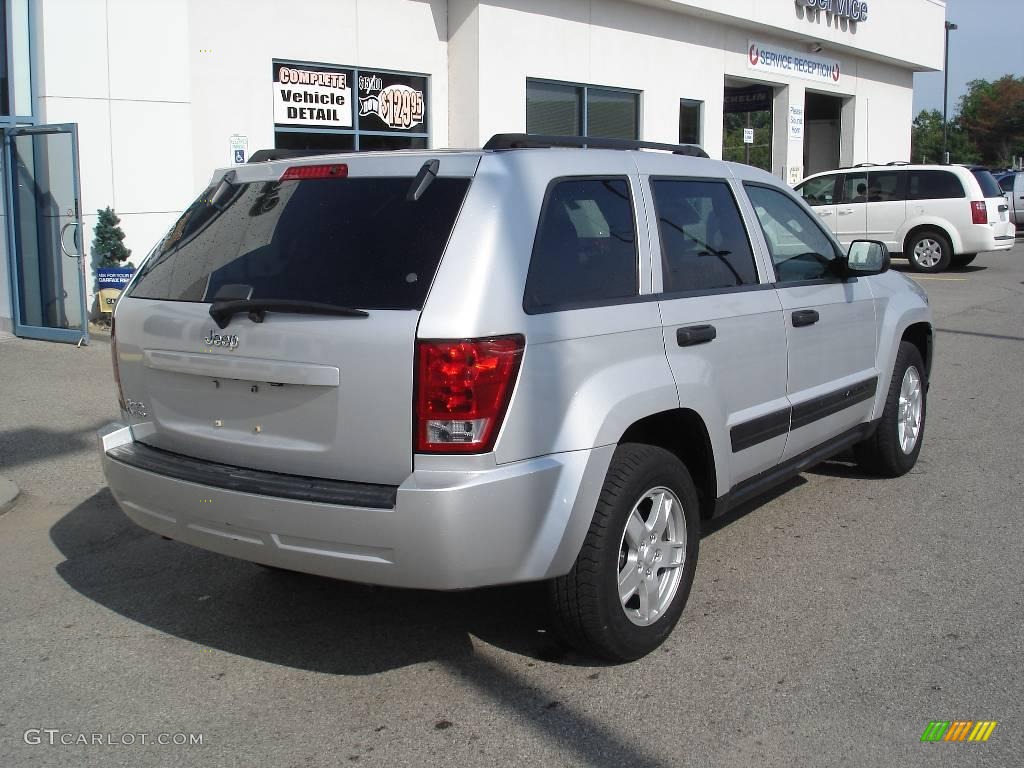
951 254 977 269
548 443 700 661
906 230 952 272
854 342 926 477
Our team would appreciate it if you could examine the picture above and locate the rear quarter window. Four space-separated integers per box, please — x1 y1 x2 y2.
907 170 965 200
524 177 638 312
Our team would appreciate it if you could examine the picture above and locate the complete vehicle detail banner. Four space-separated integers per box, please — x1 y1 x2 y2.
747 40 841 85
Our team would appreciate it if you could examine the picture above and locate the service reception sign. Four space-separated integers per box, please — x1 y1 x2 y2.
273 62 353 129
747 40 841 85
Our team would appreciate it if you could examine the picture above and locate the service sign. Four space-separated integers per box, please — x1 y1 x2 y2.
357 71 427 132
748 40 841 85
273 62 353 129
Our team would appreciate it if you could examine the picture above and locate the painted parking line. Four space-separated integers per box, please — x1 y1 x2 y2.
909 276 968 281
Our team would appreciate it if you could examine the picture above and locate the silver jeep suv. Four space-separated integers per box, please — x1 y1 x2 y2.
99 134 933 661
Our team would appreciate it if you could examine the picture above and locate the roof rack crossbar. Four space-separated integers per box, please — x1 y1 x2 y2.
483 133 710 159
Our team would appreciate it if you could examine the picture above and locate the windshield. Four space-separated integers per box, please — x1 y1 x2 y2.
129 175 471 310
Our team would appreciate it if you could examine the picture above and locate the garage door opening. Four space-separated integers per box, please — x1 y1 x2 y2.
723 83 773 172
803 92 844 175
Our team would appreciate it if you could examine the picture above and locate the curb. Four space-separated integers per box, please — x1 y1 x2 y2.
0 476 20 516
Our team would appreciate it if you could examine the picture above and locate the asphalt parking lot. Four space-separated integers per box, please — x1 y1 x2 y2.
1 244 1022 767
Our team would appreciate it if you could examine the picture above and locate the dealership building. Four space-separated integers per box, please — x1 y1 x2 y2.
0 0 946 343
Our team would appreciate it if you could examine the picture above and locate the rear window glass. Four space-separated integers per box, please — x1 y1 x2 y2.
651 179 758 292
524 178 638 312
999 175 1015 193
971 169 1002 198
129 175 471 310
907 170 964 200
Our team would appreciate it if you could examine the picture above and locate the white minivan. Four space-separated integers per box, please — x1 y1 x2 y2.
796 164 1014 272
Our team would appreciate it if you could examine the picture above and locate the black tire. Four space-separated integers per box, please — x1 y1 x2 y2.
906 229 952 273
854 342 927 477
548 443 700 661
951 254 977 269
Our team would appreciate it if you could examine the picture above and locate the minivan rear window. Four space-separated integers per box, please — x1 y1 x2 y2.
970 169 1003 199
129 175 471 310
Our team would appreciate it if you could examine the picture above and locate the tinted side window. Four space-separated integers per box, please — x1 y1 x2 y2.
866 171 905 202
745 184 841 283
652 179 758 292
907 170 965 200
797 175 838 207
524 178 638 312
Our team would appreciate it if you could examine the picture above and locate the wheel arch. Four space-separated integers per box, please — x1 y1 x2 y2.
901 321 934 381
619 409 718 520
903 221 962 256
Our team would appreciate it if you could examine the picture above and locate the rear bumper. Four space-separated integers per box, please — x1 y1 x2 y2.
98 423 612 590
961 226 1015 253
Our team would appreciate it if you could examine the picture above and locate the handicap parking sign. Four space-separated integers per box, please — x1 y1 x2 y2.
229 134 248 165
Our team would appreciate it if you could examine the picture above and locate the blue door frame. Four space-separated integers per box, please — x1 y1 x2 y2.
5 123 89 345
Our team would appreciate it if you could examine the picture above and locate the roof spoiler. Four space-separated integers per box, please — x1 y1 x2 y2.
483 133 709 159
247 148 333 164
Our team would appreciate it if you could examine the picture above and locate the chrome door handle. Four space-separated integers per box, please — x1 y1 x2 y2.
838 209 854 216
818 210 833 216
60 221 82 258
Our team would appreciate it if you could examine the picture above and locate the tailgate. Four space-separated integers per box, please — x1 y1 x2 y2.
114 155 476 485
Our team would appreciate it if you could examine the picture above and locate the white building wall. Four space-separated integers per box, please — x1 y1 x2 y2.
187 0 449 186
462 0 924 180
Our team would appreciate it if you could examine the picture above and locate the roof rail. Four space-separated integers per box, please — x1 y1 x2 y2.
483 133 710 159
885 161 911 166
247 148 332 164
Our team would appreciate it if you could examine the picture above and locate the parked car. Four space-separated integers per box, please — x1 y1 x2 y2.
796 163 1014 272
996 171 1023 230
98 135 933 661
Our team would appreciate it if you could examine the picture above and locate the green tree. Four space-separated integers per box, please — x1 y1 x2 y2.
92 207 131 268
958 76 1024 167
910 109 978 165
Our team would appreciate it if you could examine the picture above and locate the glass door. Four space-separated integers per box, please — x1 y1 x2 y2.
6 123 88 344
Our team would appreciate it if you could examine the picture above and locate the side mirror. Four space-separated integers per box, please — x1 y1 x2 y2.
845 240 889 276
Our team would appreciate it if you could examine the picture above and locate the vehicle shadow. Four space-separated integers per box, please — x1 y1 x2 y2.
0 423 112 471
890 261 986 274
50 489 596 676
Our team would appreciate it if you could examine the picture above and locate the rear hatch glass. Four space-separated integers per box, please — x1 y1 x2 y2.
131 175 471 308
116 169 472 485
971 169 1002 199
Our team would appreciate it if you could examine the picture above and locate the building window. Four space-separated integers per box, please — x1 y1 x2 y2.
272 60 429 151
526 79 639 140
1 0 33 118
679 99 703 145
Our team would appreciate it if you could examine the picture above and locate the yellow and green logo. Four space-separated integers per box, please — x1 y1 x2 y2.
921 721 998 742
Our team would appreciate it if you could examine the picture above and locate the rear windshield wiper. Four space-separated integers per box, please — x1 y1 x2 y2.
209 299 369 329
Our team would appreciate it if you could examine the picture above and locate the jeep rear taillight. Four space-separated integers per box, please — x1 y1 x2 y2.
414 336 525 454
110 316 127 413
971 200 989 225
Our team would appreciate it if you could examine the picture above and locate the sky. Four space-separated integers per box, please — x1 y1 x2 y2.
912 0 1024 116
